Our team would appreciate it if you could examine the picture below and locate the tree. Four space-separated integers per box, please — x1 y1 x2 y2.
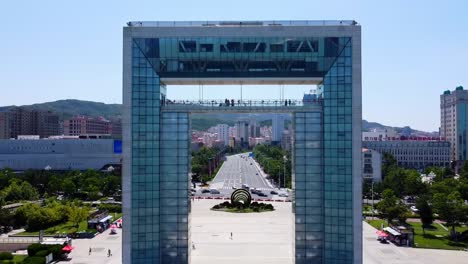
376 189 407 224
62 178 76 197
416 195 433 234
459 161 468 181
432 191 468 237
0 198 14 228
1 180 39 202
68 206 89 228
382 152 397 177
404 170 428 198
102 176 120 197
46 176 63 195
382 168 407 198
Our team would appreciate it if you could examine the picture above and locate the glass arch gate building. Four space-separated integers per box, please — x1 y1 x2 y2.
122 20 362 264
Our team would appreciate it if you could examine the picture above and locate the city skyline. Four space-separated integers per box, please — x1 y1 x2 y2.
1 0 467 131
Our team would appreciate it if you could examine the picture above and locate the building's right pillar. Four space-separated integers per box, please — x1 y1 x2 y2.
322 36 362 263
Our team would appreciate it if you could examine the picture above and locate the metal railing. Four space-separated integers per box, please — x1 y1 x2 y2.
162 99 322 109
127 20 358 27
0 237 39 243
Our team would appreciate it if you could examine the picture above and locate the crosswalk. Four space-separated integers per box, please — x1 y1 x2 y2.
218 186 274 191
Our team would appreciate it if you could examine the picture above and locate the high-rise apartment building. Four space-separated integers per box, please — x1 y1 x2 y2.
249 119 259 138
440 86 467 162
0 108 60 139
64 116 111 136
0 113 11 139
235 120 249 147
215 124 229 146
272 114 284 142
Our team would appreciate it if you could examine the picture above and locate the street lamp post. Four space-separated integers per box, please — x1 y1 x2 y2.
371 181 375 220
278 166 281 189
283 155 287 190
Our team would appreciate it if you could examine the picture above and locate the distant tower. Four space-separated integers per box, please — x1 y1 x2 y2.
440 86 468 164
235 120 249 148
216 124 229 146
272 114 284 143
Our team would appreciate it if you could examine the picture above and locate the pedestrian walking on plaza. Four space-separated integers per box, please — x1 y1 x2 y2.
230 232 233 240
108 249 112 257
192 242 196 250
89 247 92 255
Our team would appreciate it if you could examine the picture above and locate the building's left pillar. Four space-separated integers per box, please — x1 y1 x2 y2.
123 35 163 264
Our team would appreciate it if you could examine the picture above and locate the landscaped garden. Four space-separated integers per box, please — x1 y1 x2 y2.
366 219 468 250
211 201 274 213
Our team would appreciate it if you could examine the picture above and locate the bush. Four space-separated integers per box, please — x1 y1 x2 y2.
0 252 13 260
22 256 46 264
27 244 48 257
98 204 121 213
49 245 63 260
34 250 49 257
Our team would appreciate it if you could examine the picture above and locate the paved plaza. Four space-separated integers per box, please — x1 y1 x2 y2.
191 200 294 264
57 227 122 264
56 200 468 263
362 221 468 264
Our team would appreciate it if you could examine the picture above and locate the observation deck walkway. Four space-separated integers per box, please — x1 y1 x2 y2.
161 99 322 113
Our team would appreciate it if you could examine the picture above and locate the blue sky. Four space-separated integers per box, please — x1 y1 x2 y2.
1 0 467 131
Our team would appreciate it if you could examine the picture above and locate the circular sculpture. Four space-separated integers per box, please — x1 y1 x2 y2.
230 188 252 206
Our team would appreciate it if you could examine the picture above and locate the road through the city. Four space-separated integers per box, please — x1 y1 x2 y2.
211 153 271 190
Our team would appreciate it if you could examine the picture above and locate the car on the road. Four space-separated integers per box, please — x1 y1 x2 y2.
201 189 211 194
250 188 259 194
242 184 250 190
257 192 267 197
278 193 288 197
250 163 253 165
256 173 258 175
270 190 278 195
210 189 220 194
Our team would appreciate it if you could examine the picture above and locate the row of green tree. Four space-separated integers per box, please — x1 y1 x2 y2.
191 147 224 183
0 199 89 232
374 153 468 236
253 144 291 188
0 168 121 203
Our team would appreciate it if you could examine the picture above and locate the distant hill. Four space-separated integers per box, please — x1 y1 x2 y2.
0 100 435 134
0 100 122 121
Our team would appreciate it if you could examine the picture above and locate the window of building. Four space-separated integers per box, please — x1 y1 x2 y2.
241 42 266 52
179 41 196 52
270 44 284 52
200 44 213 52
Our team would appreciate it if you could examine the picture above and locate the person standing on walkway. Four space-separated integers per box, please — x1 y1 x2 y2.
230 232 233 240
108 249 112 257
89 247 92 255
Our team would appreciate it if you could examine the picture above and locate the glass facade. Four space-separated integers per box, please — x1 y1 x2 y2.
133 37 342 79
322 38 354 263
125 24 360 264
293 111 323 263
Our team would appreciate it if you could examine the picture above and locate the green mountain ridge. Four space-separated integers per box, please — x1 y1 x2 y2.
0 100 433 133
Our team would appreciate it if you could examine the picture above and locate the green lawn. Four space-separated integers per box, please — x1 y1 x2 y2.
366 219 468 250
366 219 387 230
16 213 123 236
16 219 95 236
0 255 27 263
410 222 468 250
